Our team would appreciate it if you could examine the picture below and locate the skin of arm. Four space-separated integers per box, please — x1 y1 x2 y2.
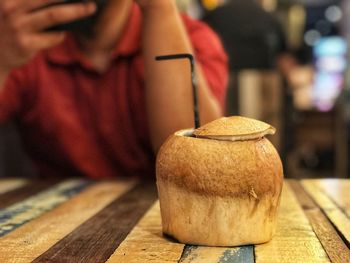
139 0 223 152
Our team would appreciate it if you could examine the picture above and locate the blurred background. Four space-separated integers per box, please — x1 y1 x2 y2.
179 0 350 179
1 0 350 179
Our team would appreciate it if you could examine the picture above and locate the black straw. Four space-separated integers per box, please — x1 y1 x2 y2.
155 54 200 129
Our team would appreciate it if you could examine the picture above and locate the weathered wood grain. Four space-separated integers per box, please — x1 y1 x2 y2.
180 245 254 263
288 180 317 209
302 180 350 246
0 178 27 195
0 179 348 263
0 179 90 237
290 180 350 263
0 180 135 263
0 178 63 209
107 201 185 263
308 179 350 218
306 209 350 263
255 182 330 263
33 181 158 263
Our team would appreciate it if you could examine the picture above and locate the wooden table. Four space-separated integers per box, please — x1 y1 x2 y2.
0 178 349 263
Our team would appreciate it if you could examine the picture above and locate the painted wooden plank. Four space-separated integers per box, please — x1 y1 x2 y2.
106 201 185 263
309 179 350 218
0 179 90 237
0 178 27 195
0 180 135 263
288 180 318 210
306 209 350 263
301 180 350 247
290 181 350 263
33 181 158 263
108 200 254 263
0 178 63 209
179 245 254 263
255 182 329 263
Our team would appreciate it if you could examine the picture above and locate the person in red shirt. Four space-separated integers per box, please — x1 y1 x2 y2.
0 0 228 179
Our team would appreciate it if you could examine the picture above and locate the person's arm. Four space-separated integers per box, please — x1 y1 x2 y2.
0 0 96 91
139 0 223 152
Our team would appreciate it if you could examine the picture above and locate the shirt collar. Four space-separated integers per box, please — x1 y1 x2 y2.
46 3 142 66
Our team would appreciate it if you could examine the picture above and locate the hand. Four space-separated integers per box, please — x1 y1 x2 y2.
0 0 96 72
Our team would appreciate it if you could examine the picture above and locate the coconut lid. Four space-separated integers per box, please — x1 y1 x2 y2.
193 116 275 141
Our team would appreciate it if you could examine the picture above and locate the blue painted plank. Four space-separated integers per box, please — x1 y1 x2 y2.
219 246 254 263
179 245 254 263
0 179 91 237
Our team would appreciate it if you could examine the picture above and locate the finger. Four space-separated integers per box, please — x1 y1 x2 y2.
18 2 96 32
33 32 66 50
0 0 62 17
18 32 66 53
23 0 66 13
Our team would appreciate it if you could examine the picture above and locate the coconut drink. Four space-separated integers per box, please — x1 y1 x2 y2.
156 116 283 247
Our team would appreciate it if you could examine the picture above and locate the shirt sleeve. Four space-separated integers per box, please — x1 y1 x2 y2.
0 69 27 124
182 15 229 110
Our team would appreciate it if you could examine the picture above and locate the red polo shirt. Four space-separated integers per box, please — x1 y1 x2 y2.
0 5 228 179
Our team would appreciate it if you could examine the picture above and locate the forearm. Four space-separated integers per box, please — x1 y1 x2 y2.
141 1 221 152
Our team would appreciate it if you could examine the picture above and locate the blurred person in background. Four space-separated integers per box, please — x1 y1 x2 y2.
201 0 296 82
0 0 228 179
200 0 298 159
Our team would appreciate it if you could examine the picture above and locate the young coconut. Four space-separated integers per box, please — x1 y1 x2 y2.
156 116 283 246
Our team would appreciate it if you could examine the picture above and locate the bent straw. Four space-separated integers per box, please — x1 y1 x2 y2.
155 54 200 129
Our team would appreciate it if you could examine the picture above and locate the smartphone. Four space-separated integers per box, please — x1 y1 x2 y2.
45 0 105 32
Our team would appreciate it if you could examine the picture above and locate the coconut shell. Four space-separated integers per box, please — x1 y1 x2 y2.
157 131 282 198
193 116 276 141
156 117 284 246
